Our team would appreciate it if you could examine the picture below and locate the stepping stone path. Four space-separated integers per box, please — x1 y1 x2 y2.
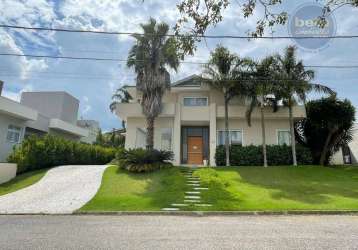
161 167 212 211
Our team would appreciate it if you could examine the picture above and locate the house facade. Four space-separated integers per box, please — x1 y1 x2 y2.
115 75 306 166
0 83 96 162
331 123 358 165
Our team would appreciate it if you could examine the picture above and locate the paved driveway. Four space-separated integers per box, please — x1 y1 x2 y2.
0 165 108 214
0 215 357 249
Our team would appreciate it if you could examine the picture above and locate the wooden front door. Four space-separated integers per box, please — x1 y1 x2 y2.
187 136 203 165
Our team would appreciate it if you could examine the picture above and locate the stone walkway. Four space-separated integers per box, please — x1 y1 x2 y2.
0 165 108 214
162 167 212 211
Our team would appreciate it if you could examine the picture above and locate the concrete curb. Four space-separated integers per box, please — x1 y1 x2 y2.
1 210 358 216
73 210 358 216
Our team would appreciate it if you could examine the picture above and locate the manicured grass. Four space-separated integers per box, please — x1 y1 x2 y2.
80 165 358 211
194 166 358 211
0 169 48 196
80 165 187 211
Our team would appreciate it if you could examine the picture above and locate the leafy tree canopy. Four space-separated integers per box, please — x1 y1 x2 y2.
296 97 356 165
174 0 358 55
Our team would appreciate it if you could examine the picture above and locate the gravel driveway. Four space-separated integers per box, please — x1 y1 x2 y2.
0 165 108 214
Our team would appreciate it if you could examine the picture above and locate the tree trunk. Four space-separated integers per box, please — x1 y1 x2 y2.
224 96 230 167
319 127 338 166
288 102 297 166
146 116 154 150
260 101 268 167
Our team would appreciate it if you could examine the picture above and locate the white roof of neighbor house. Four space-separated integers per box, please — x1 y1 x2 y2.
49 118 88 137
0 96 38 121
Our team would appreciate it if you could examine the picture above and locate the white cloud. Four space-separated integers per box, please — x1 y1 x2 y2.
0 0 357 130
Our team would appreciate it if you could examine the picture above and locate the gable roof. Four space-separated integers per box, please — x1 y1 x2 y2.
171 74 203 87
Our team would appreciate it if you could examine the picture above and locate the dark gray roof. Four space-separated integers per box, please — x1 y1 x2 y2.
171 74 202 87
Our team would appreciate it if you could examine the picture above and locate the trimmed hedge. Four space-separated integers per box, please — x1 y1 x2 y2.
7 135 116 174
215 144 313 166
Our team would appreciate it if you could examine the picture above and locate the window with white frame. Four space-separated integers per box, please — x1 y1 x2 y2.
161 128 172 151
6 125 22 143
277 130 291 145
183 97 208 106
217 130 242 146
135 128 147 148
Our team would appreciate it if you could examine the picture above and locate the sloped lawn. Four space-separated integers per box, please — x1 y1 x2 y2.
80 165 358 211
0 169 48 196
80 165 187 211
194 166 358 211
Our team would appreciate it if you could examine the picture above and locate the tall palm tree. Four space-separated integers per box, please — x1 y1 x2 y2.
109 86 133 128
274 46 335 166
204 45 253 166
246 56 278 167
127 18 180 150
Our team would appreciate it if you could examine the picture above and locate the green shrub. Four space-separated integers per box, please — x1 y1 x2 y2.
116 148 173 173
215 144 312 166
7 135 116 174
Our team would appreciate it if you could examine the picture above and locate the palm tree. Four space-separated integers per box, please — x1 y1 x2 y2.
274 46 335 166
246 56 279 167
204 45 253 166
127 18 180 150
109 86 133 128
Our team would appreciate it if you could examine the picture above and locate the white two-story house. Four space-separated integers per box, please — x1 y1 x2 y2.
115 75 306 166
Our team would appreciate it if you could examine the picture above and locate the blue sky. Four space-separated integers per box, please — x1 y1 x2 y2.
0 0 357 131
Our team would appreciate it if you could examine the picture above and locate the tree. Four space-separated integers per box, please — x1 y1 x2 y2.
204 45 253 166
96 128 104 145
110 86 133 128
246 56 278 167
273 46 335 166
127 18 180 150
295 97 355 165
174 0 358 55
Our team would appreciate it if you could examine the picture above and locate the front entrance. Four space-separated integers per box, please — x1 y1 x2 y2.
187 136 203 164
181 126 209 165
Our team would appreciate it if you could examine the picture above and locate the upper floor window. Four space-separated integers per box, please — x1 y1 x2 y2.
217 130 242 146
277 130 291 145
7 125 22 143
183 97 208 107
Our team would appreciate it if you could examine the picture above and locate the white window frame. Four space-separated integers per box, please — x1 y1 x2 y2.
217 129 244 146
160 128 173 151
276 129 291 145
183 97 208 107
135 128 147 149
6 125 22 144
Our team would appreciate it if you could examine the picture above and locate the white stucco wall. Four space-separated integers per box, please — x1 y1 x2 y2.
0 115 26 162
350 127 358 164
125 117 174 150
0 163 17 184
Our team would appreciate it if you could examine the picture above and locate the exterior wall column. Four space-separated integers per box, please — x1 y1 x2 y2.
209 103 217 166
173 103 181 165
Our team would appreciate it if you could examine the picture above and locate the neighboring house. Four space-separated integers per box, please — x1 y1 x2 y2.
77 120 100 144
115 75 306 166
331 123 358 165
0 84 89 162
0 95 38 162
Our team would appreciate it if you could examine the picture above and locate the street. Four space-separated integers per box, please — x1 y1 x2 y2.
0 215 357 249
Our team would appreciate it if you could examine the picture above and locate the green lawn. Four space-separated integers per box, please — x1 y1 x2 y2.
194 166 358 211
0 169 48 196
80 165 187 211
80 165 358 211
